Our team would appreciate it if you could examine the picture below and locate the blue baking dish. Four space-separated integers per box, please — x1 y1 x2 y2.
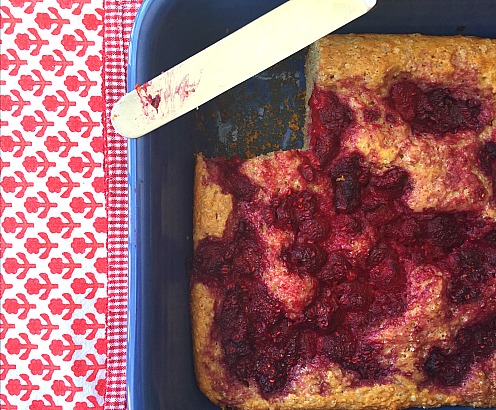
127 0 496 409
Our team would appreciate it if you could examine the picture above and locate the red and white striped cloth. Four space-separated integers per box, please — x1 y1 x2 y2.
1 0 141 408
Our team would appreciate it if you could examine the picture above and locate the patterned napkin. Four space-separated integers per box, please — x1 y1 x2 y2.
1 0 141 408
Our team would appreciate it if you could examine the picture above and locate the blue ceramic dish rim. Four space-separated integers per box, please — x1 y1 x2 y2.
127 0 153 405
125 0 496 409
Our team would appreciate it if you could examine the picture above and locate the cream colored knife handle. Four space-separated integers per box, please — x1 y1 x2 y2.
111 0 376 139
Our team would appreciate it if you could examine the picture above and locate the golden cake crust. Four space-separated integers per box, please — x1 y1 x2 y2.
191 34 496 410
192 158 496 410
193 156 233 244
307 34 496 216
306 34 496 93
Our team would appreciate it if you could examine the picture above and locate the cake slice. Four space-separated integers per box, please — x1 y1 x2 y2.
191 34 496 410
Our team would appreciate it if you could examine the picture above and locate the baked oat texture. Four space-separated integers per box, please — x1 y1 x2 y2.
191 34 496 410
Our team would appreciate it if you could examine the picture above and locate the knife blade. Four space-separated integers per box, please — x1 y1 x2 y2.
111 0 376 139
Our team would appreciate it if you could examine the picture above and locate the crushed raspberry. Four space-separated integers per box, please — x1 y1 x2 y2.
329 154 368 214
387 80 486 136
479 141 496 176
211 157 258 201
363 107 381 123
423 313 496 386
308 87 353 168
425 213 466 252
281 242 327 274
365 167 411 207
316 251 352 285
266 189 318 231
447 244 495 305
297 161 316 182
297 217 331 243
479 141 496 199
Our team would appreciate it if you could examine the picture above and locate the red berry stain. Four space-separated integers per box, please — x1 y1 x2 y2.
479 141 496 200
387 79 486 136
423 313 496 386
147 94 161 111
308 87 353 169
134 82 161 113
208 156 259 201
191 79 496 397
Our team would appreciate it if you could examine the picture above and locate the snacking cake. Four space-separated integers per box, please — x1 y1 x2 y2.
191 34 496 409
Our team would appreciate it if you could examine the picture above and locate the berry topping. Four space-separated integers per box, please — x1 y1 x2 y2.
282 243 327 274
309 87 353 168
387 80 485 136
367 167 411 204
267 189 318 231
479 141 496 176
298 161 316 182
297 217 331 243
423 313 496 386
193 77 496 397
363 107 381 123
213 157 258 201
191 238 231 283
423 347 469 387
479 141 496 200
304 286 340 332
447 244 494 305
425 213 466 252
330 154 368 214
316 251 352 285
